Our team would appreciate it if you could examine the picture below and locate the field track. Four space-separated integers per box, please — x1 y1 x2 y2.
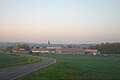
0 57 55 80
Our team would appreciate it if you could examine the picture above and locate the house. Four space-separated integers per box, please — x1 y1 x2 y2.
12 48 19 53
31 47 100 55
47 45 61 49
31 48 52 53
31 41 100 55
12 48 25 53
84 49 100 55
47 41 61 49
18 48 25 52
57 48 100 55
58 48 85 54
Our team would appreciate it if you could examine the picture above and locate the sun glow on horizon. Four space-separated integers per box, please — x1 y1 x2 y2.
0 0 120 43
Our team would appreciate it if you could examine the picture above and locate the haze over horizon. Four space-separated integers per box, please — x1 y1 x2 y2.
0 0 120 44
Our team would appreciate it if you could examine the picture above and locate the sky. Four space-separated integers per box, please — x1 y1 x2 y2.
0 0 120 44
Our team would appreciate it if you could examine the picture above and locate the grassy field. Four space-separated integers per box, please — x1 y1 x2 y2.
16 54 120 80
0 52 42 69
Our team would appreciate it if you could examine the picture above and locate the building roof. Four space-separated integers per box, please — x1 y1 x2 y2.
60 48 98 53
84 49 98 53
60 48 84 52
12 48 19 51
47 44 62 47
31 48 56 51
18 48 25 51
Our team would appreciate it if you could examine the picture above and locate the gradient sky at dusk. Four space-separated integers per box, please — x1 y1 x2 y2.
0 0 120 44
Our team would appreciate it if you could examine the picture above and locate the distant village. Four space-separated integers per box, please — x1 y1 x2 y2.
2 41 101 55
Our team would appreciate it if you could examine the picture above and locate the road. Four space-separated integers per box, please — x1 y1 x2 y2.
0 57 55 80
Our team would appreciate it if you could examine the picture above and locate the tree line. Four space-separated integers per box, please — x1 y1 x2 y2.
89 42 120 54
16 44 30 51
2 44 30 53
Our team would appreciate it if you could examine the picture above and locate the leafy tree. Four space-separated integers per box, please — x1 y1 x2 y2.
89 42 120 54
2 46 13 53
2 48 7 53
16 44 30 51
67 45 73 48
29 51 33 55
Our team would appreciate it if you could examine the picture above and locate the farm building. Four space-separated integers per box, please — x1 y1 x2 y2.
12 48 25 53
31 41 100 55
31 47 100 55
31 48 56 53
58 48 84 54
47 45 61 49
84 49 101 55
58 48 100 55
47 41 61 49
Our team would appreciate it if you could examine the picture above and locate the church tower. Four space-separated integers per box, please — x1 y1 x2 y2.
48 41 50 46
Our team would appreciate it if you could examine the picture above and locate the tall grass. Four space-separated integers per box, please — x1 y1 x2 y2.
0 52 41 69
48 54 120 79
16 54 120 80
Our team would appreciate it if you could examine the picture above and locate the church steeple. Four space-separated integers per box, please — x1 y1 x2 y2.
48 41 50 46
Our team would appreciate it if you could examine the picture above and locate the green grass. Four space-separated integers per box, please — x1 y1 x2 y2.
16 60 71 80
0 52 42 69
16 54 120 80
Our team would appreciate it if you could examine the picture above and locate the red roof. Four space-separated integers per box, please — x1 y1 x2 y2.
60 48 98 53
12 48 25 52
18 48 25 51
31 48 98 53
60 48 84 52
84 49 98 53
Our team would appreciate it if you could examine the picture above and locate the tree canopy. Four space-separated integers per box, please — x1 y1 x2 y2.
16 44 30 51
90 42 120 54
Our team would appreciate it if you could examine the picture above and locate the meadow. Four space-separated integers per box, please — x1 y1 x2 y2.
0 52 41 69
16 54 120 80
